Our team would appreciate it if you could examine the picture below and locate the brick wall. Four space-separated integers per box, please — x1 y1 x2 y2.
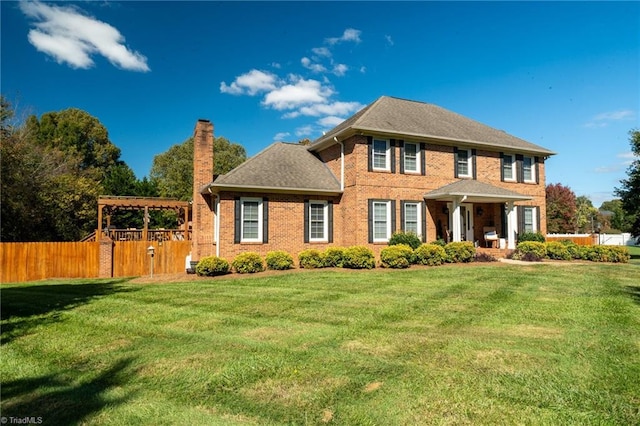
209 133 548 261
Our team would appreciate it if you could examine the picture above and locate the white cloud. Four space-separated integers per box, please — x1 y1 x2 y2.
311 47 331 58
295 125 314 137
273 132 290 141
318 116 345 127
585 109 636 128
326 28 362 45
301 57 327 73
332 64 348 76
271 62 282 69
385 35 394 46
20 1 149 71
295 101 364 118
262 78 333 110
220 69 278 95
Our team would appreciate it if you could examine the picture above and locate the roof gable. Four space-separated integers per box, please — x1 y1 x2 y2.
311 96 555 156
206 142 341 194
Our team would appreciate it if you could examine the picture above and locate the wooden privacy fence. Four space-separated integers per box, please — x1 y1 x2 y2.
1 240 191 283
112 240 191 277
0 242 100 283
546 234 598 245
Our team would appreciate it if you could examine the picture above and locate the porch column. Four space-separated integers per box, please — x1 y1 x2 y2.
451 197 462 243
506 201 517 249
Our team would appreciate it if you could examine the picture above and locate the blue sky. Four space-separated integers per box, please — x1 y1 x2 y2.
2 1 638 206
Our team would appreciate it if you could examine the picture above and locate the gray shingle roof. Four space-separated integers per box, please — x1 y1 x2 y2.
424 180 532 203
312 96 555 156
205 142 341 194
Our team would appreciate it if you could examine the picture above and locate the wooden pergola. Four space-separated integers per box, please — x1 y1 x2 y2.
97 196 190 242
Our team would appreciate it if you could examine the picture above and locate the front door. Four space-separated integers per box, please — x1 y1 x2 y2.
459 203 474 242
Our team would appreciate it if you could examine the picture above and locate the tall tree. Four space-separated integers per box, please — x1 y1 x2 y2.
599 199 633 232
150 136 246 200
615 129 640 238
546 183 577 233
575 195 598 233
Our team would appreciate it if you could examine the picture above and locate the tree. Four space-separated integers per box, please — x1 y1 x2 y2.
599 199 633 232
575 195 598 234
546 183 577 233
615 129 640 238
150 136 246 200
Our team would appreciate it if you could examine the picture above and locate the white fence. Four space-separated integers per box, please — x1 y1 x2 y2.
546 233 638 246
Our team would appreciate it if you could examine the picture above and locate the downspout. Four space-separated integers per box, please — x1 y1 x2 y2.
334 136 344 191
208 188 221 257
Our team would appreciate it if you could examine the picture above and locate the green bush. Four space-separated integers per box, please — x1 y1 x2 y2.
323 247 346 268
388 232 422 250
343 245 375 269
432 239 447 247
559 240 582 259
265 250 294 270
298 249 325 269
512 241 546 261
195 256 230 276
582 246 630 263
414 243 447 266
444 242 475 263
380 244 414 268
545 241 571 261
518 232 546 243
231 252 265 274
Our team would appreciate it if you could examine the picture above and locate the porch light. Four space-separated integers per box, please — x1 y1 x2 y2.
476 207 484 216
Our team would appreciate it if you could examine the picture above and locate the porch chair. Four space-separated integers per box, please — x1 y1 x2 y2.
483 227 499 248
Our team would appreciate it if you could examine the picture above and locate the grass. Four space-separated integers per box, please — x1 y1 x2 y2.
627 245 640 265
2 264 640 425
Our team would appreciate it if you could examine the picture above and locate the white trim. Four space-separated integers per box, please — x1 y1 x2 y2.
309 200 328 242
502 153 516 182
404 142 420 173
403 202 422 238
523 156 536 183
372 138 391 171
240 197 263 242
457 148 473 178
373 200 392 242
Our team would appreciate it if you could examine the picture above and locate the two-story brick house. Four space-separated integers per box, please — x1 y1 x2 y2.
190 96 555 262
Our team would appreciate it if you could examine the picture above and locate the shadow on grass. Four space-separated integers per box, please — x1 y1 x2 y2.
624 286 640 304
1 358 135 424
1 279 136 345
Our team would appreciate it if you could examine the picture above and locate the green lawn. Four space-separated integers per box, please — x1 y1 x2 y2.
628 245 640 265
2 264 640 425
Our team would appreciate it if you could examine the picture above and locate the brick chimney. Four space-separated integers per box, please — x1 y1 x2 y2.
191 119 215 261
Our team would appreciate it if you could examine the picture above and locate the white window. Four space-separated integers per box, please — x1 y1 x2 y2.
241 198 263 242
523 156 536 182
502 154 515 181
373 139 390 170
373 201 392 242
523 207 537 233
404 142 420 173
309 201 328 241
457 148 472 178
403 202 422 237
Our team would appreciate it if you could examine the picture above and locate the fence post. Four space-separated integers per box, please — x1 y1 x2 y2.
99 237 114 278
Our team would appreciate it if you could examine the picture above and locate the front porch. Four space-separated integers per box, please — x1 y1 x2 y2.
425 180 534 250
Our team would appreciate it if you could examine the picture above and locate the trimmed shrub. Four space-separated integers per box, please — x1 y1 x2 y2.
582 246 630 263
231 252 265 274
388 232 422 250
414 243 447 266
380 244 414 268
444 242 476 263
195 256 230 276
432 239 447 247
323 247 347 268
559 240 582 260
545 241 571 261
512 241 546 261
518 232 546 243
343 245 375 269
265 250 294 270
298 249 325 269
